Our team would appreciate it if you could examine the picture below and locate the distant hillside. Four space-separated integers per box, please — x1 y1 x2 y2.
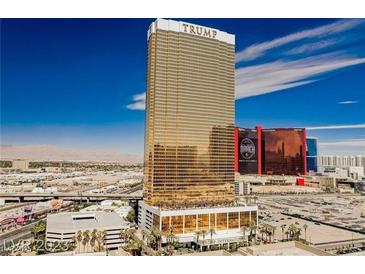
0 144 143 163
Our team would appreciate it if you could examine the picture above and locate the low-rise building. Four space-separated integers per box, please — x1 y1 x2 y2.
12 159 29 171
139 201 258 249
239 241 332 256
46 211 129 250
304 176 337 189
80 200 133 221
235 181 251 195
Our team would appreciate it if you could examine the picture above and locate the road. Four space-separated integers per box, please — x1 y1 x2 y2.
0 185 143 202
0 220 40 255
0 184 143 254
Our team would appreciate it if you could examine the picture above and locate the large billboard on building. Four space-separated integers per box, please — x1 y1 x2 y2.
237 128 258 174
262 128 306 175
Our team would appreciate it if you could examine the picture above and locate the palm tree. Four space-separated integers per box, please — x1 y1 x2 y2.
164 226 177 254
285 230 289 241
264 224 270 242
271 225 276 243
264 224 271 243
96 230 106 251
260 225 266 242
208 228 216 249
194 230 201 251
76 230 83 253
201 230 207 252
145 233 155 249
141 229 148 243
249 221 257 244
120 228 127 243
295 227 302 241
303 224 308 243
82 230 90 253
127 228 136 243
151 226 162 250
287 224 297 240
90 229 98 252
240 226 247 246
280 224 286 241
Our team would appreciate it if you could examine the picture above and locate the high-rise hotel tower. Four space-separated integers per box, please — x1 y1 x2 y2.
139 19 258 246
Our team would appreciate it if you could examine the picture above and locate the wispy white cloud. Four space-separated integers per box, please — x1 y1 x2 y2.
318 138 365 155
235 18 365 99
126 92 146 110
285 39 337 55
319 138 365 147
236 19 364 62
306 123 365 130
337 100 359 104
129 20 365 108
235 52 365 99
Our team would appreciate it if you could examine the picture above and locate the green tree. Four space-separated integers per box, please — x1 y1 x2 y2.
126 239 143 256
150 226 163 250
125 209 136 223
164 226 178 255
31 220 46 239
124 228 136 243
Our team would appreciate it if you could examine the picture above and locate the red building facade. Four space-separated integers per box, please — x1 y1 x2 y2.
235 126 307 176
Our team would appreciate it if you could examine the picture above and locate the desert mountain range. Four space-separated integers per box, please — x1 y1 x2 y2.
0 144 143 163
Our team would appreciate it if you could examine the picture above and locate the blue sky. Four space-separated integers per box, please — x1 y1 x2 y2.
1 18 365 156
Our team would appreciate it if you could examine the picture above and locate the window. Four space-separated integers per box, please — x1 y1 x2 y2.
228 212 239 229
161 216 170 233
240 212 250 227
209 213 216 230
216 213 227 230
184 215 196 233
171 215 183 234
198 214 209 231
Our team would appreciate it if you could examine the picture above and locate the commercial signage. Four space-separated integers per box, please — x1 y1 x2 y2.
181 23 218 39
238 129 258 174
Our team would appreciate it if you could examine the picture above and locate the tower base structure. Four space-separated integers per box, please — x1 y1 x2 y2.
138 201 258 246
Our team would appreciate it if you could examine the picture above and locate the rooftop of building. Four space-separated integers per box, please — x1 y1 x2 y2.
239 241 331 256
46 211 128 232
142 200 257 211
148 18 235 45
183 250 231 256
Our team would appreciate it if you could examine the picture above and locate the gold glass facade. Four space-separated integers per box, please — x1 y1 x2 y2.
144 21 235 208
198 214 210 231
171 215 184 234
228 212 239 229
155 210 256 235
161 216 170 233
240 212 250 227
184 215 197 233
216 213 228 230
